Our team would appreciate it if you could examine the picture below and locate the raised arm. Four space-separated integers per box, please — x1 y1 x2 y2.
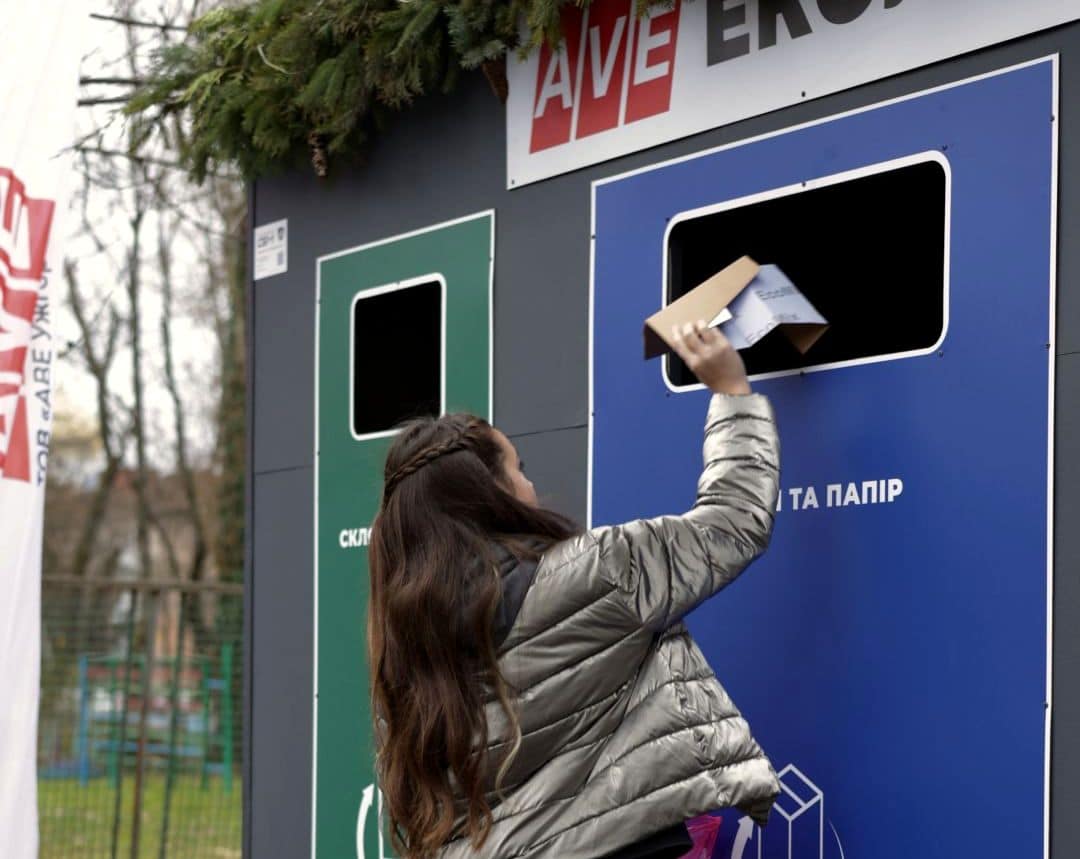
594 321 780 631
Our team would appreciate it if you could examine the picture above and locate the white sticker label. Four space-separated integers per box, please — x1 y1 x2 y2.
253 219 288 280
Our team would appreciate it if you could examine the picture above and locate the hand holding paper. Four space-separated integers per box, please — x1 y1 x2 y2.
669 320 751 395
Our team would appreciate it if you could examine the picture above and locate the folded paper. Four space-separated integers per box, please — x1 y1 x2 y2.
644 255 828 359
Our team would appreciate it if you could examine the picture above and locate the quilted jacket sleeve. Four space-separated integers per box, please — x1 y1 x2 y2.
594 393 780 633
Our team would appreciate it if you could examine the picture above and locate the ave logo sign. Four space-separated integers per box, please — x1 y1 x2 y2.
509 0 1080 187
0 167 54 484
529 0 680 153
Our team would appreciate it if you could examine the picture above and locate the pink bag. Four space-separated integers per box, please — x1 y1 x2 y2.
679 814 722 859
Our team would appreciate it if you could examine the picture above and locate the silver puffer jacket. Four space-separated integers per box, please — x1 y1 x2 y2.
439 393 781 859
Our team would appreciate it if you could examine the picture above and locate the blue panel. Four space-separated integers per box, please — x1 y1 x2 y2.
591 61 1053 859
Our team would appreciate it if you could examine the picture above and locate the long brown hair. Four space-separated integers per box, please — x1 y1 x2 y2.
368 413 579 858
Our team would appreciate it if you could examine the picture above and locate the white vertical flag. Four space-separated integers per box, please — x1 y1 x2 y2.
0 3 83 855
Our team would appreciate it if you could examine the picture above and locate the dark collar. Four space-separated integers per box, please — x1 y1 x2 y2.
491 543 541 649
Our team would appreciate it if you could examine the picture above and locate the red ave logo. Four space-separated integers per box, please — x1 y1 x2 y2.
530 0 681 153
0 167 54 483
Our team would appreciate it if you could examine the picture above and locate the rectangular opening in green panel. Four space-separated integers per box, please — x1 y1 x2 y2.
350 277 444 438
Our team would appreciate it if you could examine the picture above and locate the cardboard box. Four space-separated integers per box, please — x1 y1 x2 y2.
643 255 828 359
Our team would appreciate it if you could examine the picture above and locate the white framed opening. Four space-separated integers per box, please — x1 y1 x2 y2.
348 274 447 441
661 150 952 390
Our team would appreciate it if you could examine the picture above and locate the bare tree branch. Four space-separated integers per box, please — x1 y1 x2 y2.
155 199 209 583
65 255 125 576
89 11 186 32
77 96 136 106
75 145 190 172
80 76 145 86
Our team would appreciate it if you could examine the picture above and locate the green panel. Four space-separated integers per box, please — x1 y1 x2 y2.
314 213 493 859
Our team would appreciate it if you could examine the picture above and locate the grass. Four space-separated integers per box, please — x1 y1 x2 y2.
39 772 241 859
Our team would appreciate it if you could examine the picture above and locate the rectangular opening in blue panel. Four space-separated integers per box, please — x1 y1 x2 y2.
665 155 947 384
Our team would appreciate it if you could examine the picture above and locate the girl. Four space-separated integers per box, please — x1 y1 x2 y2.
369 321 781 859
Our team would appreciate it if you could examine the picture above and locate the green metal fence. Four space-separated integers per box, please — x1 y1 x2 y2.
39 577 243 859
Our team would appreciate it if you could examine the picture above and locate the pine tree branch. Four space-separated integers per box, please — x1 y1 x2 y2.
126 0 670 181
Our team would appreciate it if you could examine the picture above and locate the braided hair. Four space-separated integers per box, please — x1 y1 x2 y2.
381 416 485 503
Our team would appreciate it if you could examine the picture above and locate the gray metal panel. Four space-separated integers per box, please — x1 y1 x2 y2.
1057 48 1080 355
508 426 588 525
492 177 591 435
248 21 1080 859
1053 353 1080 854
250 466 313 859
251 214 316 474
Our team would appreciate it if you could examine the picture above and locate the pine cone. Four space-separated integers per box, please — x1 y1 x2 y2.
482 56 508 104
308 131 328 178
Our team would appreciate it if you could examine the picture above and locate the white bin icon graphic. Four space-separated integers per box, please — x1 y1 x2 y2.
759 765 824 859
